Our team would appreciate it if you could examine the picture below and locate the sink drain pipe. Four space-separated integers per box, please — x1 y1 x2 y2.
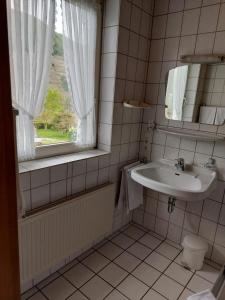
168 196 176 213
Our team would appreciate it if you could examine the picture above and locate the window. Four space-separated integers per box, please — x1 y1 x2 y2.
34 0 77 148
8 0 101 161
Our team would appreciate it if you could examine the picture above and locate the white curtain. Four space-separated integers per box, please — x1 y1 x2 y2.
62 0 99 147
8 0 55 161
165 66 188 121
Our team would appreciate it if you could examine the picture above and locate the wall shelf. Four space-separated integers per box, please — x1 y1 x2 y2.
123 101 152 109
156 126 225 142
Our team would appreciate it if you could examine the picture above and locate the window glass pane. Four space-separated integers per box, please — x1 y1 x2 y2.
34 0 77 146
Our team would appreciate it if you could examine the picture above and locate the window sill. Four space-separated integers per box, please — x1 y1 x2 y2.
19 149 110 173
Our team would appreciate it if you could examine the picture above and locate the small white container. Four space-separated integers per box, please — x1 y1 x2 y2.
181 235 208 270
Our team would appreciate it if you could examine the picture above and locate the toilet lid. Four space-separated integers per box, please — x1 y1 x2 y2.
182 234 208 251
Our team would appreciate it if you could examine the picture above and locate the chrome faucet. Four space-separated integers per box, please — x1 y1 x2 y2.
204 158 216 170
175 158 185 171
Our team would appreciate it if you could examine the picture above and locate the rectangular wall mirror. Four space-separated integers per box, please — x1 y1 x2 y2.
165 56 225 125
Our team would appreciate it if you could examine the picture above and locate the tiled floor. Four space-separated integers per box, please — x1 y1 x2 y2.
21 223 221 300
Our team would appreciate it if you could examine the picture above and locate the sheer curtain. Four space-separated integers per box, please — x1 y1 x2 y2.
62 0 99 147
8 0 55 161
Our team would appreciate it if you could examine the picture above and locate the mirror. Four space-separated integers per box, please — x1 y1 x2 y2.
165 62 225 125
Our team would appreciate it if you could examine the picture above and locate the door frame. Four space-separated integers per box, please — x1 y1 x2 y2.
0 1 21 299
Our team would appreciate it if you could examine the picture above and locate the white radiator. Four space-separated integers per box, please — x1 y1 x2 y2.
18 184 115 285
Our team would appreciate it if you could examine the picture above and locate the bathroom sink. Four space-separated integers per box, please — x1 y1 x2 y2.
131 159 217 201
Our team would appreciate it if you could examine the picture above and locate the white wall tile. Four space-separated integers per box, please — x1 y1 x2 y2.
182 9 200 35
72 175 85 194
163 38 179 61
152 16 167 39
218 3 225 31
20 172 30 191
154 0 169 16
166 12 183 37
31 185 50 209
198 5 220 34
215 225 225 247
31 168 49 189
169 0 184 12
184 212 200 233
51 180 67 202
50 164 67 182
73 160 86 177
195 33 215 54
199 218 217 241
202 199 221 222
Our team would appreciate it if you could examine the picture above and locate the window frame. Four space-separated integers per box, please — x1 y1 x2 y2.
34 1 102 160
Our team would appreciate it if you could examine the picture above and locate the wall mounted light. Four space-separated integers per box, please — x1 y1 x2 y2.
180 54 224 64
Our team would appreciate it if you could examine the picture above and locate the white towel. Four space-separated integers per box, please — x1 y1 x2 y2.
118 162 143 213
199 106 216 124
215 107 225 125
187 290 216 300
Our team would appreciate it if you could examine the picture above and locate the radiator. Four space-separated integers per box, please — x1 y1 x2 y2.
18 184 115 285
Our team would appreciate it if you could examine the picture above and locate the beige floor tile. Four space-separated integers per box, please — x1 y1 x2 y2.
156 242 180 260
80 275 113 300
105 289 128 300
165 262 193 286
64 263 94 288
132 262 161 286
196 263 220 283
127 242 152 259
29 292 47 300
139 233 162 249
123 225 145 240
67 290 88 299
142 289 167 300
114 252 141 272
153 275 183 300
21 287 38 300
111 233 134 249
187 275 213 293
99 262 128 287
42 276 75 300
178 289 193 300
82 251 110 272
145 251 171 272
117 275 149 300
97 241 123 260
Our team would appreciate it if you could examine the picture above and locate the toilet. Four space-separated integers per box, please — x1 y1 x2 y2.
181 235 208 270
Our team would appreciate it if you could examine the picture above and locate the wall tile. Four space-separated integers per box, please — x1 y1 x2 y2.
199 218 217 241
50 164 67 182
166 12 183 37
73 160 86 177
51 180 67 202
195 33 215 54
169 0 185 12
154 0 169 16
31 168 49 189
218 3 225 31
31 185 50 209
152 15 167 39
198 5 220 34
202 199 221 222
163 37 180 61
72 175 86 194
182 9 200 35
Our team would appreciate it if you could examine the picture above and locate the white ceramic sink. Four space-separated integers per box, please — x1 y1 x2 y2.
131 159 217 201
